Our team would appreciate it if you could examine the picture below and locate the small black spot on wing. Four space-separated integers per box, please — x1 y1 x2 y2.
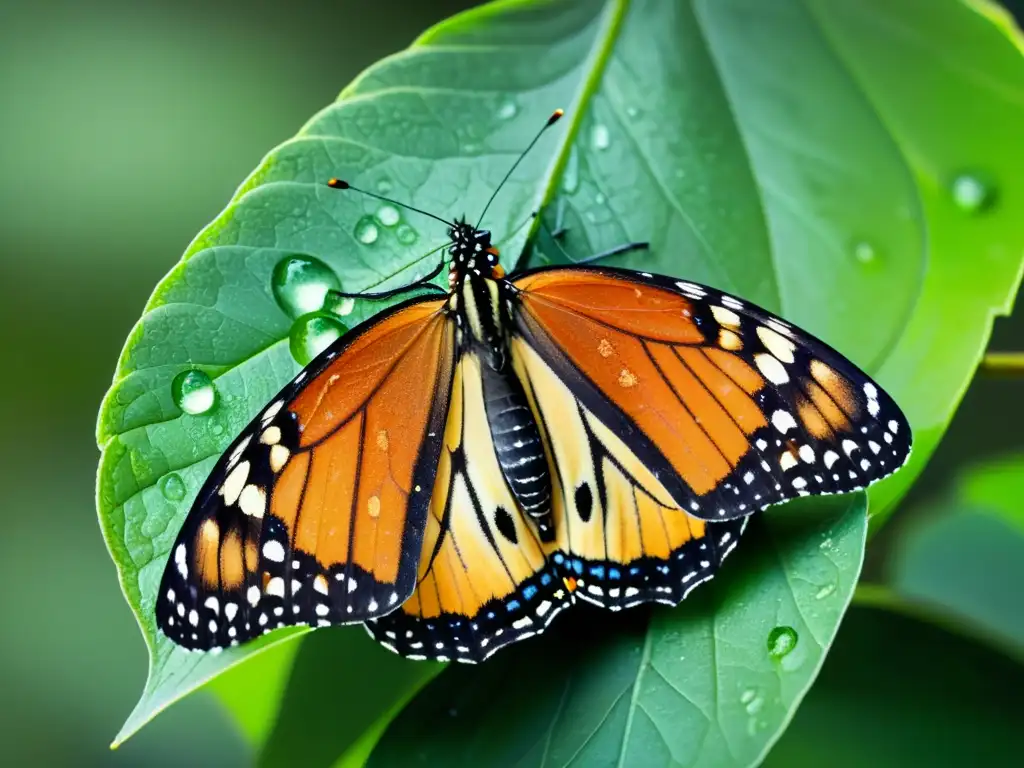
574 482 593 523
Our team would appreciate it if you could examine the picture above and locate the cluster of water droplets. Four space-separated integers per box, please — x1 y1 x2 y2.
352 182 419 247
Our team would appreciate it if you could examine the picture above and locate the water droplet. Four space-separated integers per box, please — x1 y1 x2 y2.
322 290 355 317
595 192 606 205
271 255 341 319
740 689 764 715
591 123 610 151
819 537 833 551
463 142 479 154
562 147 580 194
852 241 876 264
497 100 517 120
355 216 379 244
767 625 799 660
211 421 225 436
951 173 993 213
396 224 419 245
159 473 186 501
289 312 349 366
815 582 837 600
171 369 216 415
626 106 639 119
376 178 393 195
376 205 400 228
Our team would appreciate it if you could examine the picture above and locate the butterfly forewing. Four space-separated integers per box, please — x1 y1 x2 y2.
156 296 455 651
365 352 572 663
512 266 912 521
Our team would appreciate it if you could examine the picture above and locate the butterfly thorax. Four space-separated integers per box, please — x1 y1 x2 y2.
445 218 512 368
445 219 555 541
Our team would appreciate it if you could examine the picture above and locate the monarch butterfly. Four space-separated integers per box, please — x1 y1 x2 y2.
156 109 911 663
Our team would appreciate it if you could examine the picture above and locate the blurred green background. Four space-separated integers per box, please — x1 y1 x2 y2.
1 0 1020 766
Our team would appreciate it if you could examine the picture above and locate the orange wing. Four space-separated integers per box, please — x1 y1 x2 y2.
513 266 911 521
156 296 455 651
365 351 571 663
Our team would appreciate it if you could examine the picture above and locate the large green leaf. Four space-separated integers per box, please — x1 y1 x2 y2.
95 0 1024 755
370 497 865 767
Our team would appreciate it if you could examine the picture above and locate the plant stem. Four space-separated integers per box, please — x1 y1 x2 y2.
980 352 1024 374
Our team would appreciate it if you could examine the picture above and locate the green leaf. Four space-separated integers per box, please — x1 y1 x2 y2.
884 452 1024 657
205 636 304 746
766 605 1024 767
369 497 865 767
95 0 1024 752
257 630 442 767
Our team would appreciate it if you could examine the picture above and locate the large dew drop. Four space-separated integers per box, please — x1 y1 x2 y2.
271 254 341 319
289 312 349 366
171 369 216 415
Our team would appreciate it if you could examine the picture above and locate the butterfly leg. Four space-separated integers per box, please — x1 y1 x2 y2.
328 251 448 301
544 197 649 263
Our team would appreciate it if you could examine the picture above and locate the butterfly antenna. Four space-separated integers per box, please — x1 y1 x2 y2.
475 108 564 229
326 179 455 228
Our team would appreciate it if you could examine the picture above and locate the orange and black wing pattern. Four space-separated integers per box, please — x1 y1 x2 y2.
513 266 912 522
511 333 749 612
365 351 572 662
156 296 455 651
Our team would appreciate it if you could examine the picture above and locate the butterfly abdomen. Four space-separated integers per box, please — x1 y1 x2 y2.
481 362 553 541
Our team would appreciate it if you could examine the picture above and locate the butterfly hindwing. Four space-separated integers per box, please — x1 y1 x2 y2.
365 352 572 663
512 336 749 610
156 296 455 651
513 266 912 522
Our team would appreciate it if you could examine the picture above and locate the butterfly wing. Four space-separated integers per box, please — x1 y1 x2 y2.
365 352 571 663
511 335 749 609
512 266 912 524
156 296 455 651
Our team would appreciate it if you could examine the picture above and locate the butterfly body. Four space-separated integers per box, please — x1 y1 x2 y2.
157 172 911 664
446 219 556 540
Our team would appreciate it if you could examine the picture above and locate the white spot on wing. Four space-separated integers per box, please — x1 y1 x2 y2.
266 577 285 598
221 461 250 506
757 325 796 363
239 484 266 519
711 305 741 328
263 539 285 563
772 410 797 433
755 353 789 385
